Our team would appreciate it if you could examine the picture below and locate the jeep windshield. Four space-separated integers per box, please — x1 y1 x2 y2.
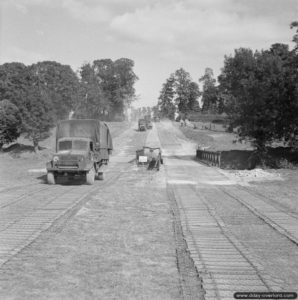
58 140 89 151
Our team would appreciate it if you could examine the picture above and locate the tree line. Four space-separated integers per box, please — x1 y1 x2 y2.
0 58 138 151
158 68 200 120
158 22 298 152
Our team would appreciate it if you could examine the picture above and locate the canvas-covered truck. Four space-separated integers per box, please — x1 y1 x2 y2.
138 119 146 131
144 114 153 129
46 119 113 185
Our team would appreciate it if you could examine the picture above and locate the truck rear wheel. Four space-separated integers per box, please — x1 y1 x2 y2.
86 168 95 185
47 172 55 185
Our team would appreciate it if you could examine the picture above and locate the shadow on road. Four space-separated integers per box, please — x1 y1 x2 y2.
37 174 88 186
164 155 197 162
3 143 47 154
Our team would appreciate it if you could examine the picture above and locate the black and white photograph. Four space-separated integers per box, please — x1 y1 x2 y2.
0 0 298 299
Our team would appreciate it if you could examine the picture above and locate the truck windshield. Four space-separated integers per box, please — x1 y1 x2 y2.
59 140 72 151
58 140 89 151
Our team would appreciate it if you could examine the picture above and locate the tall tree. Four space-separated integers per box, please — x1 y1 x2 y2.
76 62 107 119
22 66 55 151
0 63 31 115
158 76 176 119
158 69 200 118
290 21 298 47
113 58 138 108
199 68 218 113
31 61 80 121
77 58 138 120
93 58 138 119
188 81 201 111
0 100 22 149
0 62 55 151
218 45 298 153
173 68 192 112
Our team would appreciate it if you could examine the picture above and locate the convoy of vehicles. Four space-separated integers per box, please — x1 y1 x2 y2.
145 119 153 129
46 119 113 185
46 116 164 185
144 115 152 129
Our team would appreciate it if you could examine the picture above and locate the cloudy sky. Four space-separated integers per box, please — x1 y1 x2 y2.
0 0 297 107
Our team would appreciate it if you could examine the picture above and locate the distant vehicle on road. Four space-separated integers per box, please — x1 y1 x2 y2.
138 119 146 131
136 146 163 171
144 114 151 122
144 115 153 129
146 119 153 129
153 116 160 122
46 119 113 185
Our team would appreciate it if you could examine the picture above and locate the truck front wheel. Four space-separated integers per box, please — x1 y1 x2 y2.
86 168 95 185
47 172 56 184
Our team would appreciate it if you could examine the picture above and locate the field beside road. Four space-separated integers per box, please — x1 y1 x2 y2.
174 121 252 151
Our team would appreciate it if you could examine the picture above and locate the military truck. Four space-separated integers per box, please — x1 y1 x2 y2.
146 119 153 129
144 115 153 129
138 119 146 131
46 119 113 185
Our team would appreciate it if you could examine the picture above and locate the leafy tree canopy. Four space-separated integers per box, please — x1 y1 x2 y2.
218 44 298 152
199 68 220 113
158 76 176 119
31 61 81 120
158 68 200 118
0 100 22 149
77 58 138 120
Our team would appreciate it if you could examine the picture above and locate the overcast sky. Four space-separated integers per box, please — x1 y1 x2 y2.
0 0 297 107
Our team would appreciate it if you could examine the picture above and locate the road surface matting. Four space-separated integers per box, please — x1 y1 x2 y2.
156 121 298 299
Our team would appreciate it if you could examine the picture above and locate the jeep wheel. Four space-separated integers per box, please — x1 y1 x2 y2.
97 172 104 180
47 172 55 185
86 168 95 185
156 160 160 171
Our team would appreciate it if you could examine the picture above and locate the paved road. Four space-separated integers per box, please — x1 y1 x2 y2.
156 121 298 299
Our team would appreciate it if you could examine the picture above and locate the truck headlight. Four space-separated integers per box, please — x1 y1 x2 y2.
53 156 59 162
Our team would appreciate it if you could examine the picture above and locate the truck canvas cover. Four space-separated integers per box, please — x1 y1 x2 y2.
56 119 113 150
